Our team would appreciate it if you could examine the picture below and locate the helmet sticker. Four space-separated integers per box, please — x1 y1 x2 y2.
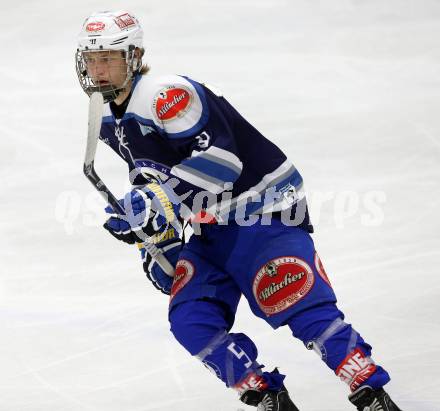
86 22 106 32
114 13 136 30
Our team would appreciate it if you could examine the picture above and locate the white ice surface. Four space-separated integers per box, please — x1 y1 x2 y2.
1 1 440 410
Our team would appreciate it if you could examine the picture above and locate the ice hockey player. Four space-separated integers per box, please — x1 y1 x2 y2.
76 10 403 410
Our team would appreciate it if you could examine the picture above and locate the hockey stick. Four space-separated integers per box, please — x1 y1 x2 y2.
83 92 175 277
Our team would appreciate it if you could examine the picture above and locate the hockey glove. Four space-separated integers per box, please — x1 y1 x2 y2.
103 182 180 244
139 237 181 294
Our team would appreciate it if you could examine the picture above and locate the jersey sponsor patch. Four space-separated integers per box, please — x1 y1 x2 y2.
314 252 332 287
336 348 377 391
152 86 193 122
253 256 314 316
86 21 106 32
170 259 195 301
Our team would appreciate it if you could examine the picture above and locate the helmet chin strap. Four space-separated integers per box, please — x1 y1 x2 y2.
94 84 122 103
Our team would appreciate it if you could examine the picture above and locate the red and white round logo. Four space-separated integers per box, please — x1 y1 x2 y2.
170 259 195 301
314 252 332 287
152 86 193 122
253 256 314 316
86 22 106 32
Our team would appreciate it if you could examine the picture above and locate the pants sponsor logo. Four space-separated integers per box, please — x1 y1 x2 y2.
336 348 377 391
253 256 314 316
170 259 195 301
314 252 332 287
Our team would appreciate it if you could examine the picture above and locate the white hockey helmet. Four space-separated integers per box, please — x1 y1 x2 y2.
75 10 144 102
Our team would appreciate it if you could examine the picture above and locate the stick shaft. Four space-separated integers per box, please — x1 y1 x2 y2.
83 92 175 276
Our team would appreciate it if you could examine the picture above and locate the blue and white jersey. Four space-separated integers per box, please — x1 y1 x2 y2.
99 73 309 226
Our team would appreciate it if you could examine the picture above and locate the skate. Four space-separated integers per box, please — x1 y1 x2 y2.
349 385 403 411
239 383 300 411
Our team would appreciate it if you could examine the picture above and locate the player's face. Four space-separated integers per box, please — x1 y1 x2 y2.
83 50 127 89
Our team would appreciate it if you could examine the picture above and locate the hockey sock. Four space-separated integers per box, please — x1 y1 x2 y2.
170 300 285 392
286 303 390 391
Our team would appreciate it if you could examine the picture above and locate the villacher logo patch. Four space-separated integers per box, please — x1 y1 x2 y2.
314 252 332 287
153 86 193 122
170 259 195 301
253 256 314 316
